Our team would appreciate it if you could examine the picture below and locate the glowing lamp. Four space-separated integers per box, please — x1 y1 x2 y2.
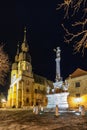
1 99 6 103
73 97 82 104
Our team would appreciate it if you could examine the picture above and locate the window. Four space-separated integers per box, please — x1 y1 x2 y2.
75 82 80 87
26 98 29 103
35 89 37 93
26 88 29 93
76 93 80 97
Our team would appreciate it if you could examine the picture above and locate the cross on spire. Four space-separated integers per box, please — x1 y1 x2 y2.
17 43 19 55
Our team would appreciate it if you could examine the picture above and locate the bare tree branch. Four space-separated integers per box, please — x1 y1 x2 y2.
56 0 72 18
72 19 87 30
0 44 10 85
57 0 87 55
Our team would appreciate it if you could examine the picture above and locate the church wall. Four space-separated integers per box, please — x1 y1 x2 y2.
32 83 47 106
11 70 18 84
12 84 17 107
7 73 51 108
7 88 12 107
20 77 34 107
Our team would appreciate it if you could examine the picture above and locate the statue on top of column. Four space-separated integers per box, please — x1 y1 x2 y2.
53 47 61 58
53 47 61 82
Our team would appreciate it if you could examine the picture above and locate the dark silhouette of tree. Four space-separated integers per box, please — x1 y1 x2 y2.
57 0 87 55
0 44 10 86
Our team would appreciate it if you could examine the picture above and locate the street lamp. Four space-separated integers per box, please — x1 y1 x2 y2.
1 98 6 103
74 97 82 107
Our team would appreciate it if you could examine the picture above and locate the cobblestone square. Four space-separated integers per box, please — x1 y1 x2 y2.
0 109 87 130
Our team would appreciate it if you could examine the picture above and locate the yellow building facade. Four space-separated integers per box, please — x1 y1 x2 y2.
7 28 53 108
67 68 87 109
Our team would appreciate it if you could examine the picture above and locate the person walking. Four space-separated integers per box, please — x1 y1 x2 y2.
55 105 59 117
35 105 39 115
40 105 44 114
81 105 85 116
33 105 36 114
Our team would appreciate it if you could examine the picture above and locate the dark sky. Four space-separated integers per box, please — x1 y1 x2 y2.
0 0 87 85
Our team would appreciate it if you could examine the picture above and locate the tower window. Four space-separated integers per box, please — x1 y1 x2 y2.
35 89 37 93
26 98 29 103
76 93 80 97
75 82 80 87
26 88 29 93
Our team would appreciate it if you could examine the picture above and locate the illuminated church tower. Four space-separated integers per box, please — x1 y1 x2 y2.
7 28 52 108
7 28 34 108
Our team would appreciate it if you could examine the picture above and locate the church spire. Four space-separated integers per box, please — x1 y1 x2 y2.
23 27 27 43
21 27 29 52
17 43 19 55
15 43 19 62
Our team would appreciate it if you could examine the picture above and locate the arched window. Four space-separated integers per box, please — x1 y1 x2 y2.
26 98 29 103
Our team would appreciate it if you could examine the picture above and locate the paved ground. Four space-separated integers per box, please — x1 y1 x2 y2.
0 109 87 130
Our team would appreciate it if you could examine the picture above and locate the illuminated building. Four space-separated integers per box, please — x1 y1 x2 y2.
66 68 87 109
7 28 53 108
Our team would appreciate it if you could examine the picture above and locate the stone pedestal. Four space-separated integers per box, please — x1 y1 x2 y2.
46 92 69 110
46 79 69 110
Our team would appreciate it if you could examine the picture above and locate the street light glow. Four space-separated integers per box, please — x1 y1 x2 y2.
1 99 6 103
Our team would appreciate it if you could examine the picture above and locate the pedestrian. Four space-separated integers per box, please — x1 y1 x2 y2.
40 105 44 114
55 105 59 117
35 105 39 115
79 105 82 113
33 105 36 114
81 105 85 116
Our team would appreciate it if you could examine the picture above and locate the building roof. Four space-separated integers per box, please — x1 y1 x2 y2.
69 68 87 78
33 74 46 85
33 73 53 88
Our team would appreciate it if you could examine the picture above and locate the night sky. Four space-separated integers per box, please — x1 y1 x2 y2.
0 0 87 89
